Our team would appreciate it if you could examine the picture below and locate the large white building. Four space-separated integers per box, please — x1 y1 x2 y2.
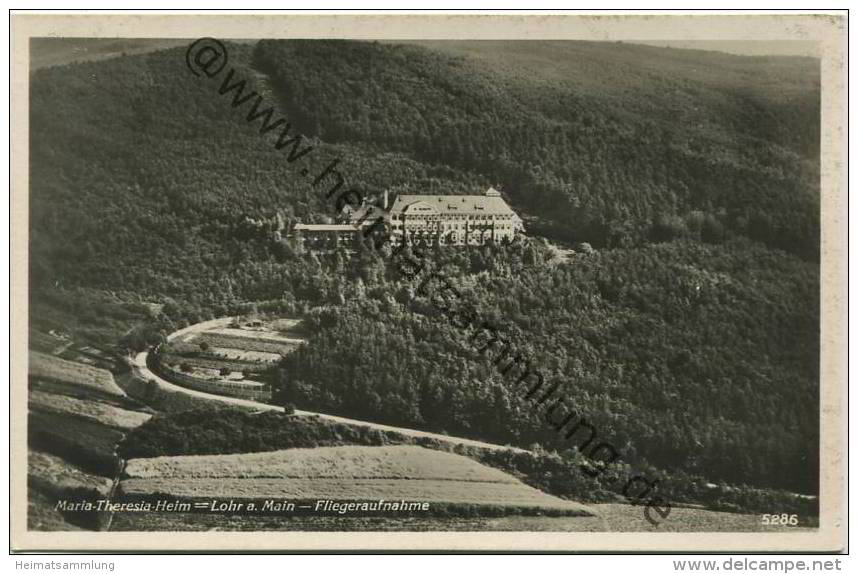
388 188 524 246
291 187 525 249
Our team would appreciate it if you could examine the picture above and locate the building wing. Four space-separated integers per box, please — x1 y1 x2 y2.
389 190 517 218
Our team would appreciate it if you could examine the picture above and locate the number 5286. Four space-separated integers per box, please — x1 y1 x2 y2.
762 514 799 526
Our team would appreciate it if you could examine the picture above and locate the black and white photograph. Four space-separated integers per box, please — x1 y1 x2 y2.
9 11 847 553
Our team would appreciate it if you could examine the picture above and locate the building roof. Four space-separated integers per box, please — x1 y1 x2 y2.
341 203 389 224
293 223 364 232
389 188 518 217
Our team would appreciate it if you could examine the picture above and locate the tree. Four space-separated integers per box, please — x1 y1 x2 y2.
651 214 688 242
701 214 726 244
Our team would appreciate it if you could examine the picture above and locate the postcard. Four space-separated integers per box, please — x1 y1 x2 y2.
10 12 847 552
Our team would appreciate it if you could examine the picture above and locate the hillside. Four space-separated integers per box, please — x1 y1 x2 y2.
277 239 819 494
29 41 486 344
29 40 820 506
29 38 191 70
27 351 154 530
29 40 820 308
255 40 820 256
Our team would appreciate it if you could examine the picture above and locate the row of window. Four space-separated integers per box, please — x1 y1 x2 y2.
393 223 515 231
392 235 504 246
392 230 516 240
391 214 513 221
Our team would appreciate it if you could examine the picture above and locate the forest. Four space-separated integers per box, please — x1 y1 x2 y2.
276 238 819 494
255 40 820 258
29 40 820 500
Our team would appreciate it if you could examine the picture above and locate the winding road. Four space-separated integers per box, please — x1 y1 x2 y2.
132 317 527 454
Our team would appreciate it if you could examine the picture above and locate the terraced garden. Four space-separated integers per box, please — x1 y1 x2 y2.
162 356 268 374
192 331 303 355
154 317 307 401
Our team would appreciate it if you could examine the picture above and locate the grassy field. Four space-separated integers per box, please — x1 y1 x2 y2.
124 445 518 481
120 445 591 516
29 351 125 397
29 390 152 430
120 477 590 513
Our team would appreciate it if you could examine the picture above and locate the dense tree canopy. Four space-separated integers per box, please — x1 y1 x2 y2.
255 40 820 257
277 239 819 494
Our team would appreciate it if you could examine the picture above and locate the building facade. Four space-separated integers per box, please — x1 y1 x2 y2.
291 222 375 250
289 188 524 249
388 188 524 246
